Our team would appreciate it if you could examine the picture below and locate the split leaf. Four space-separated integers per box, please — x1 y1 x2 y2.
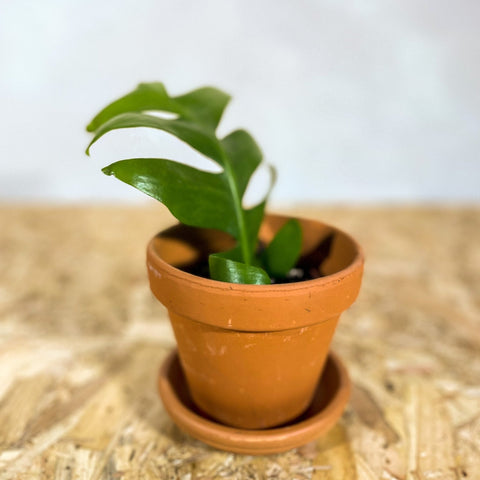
86 82 300 284
86 113 224 165
87 82 230 132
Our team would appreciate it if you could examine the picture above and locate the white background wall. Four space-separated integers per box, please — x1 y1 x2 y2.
1 0 479 205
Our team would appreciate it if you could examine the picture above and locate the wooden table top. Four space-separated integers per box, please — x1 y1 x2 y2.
0 205 479 479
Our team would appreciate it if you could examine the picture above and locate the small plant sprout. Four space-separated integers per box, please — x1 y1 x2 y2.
86 82 302 284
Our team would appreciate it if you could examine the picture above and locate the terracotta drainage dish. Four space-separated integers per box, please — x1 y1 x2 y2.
147 214 364 448
158 348 351 455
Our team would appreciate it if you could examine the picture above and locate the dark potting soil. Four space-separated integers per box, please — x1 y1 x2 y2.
180 232 335 284
181 262 322 284
270 267 323 284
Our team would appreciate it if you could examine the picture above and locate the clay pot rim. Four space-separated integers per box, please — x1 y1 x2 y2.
147 214 364 292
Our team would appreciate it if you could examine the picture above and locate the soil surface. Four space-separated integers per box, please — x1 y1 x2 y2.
181 261 321 284
180 232 334 284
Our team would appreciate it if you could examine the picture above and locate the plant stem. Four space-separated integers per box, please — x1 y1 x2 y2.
220 151 251 266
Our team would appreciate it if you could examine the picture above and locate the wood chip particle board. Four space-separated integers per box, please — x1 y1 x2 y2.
0 206 479 479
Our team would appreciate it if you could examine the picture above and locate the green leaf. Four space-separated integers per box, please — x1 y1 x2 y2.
86 82 280 283
102 158 239 235
219 129 269 264
87 83 230 132
87 83 177 132
174 87 231 130
209 253 271 285
86 113 225 165
263 219 303 278
221 129 262 197
220 130 278 262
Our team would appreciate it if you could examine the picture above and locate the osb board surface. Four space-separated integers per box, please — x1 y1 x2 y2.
0 205 479 479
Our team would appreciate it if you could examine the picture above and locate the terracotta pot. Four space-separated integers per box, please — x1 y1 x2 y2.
147 214 364 430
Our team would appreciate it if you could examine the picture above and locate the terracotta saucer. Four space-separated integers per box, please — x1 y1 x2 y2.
158 349 351 455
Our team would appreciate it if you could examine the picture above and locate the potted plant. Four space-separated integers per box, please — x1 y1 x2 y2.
86 82 364 452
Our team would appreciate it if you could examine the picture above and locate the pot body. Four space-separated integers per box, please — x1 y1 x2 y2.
147 214 364 429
